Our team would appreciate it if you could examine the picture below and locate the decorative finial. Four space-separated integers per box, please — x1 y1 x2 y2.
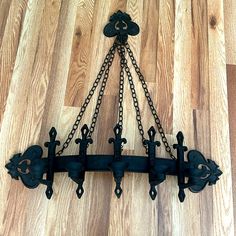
103 10 140 44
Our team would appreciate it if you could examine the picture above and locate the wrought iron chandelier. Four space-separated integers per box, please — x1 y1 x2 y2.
5 11 222 202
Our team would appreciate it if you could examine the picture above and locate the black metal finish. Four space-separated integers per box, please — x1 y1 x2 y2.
44 127 60 199
144 127 161 200
5 126 222 201
5 10 222 203
108 124 127 198
103 10 139 44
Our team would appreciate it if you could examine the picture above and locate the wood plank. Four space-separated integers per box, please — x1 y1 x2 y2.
155 0 175 135
191 0 209 110
0 0 28 128
140 0 159 83
0 0 62 235
173 1 201 236
0 0 13 48
64 0 95 107
227 64 236 236
191 2 213 235
225 1 236 234
207 1 234 235
224 0 236 65
156 1 175 235
39 0 78 142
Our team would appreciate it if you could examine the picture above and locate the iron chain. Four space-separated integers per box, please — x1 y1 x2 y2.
88 46 116 137
56 44 117 156
125 42 176 159
117 45 148 153
117 45 125 128
57 40 175 160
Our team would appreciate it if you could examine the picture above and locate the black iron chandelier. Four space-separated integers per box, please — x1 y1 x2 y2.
5 11 222 202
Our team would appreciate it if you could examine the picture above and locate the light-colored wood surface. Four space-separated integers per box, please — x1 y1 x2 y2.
0 0 235 235
225 0 236 234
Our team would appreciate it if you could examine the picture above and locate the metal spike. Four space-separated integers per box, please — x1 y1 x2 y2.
114 184 123 198
178 189 185 202
149 186 157 200
76 184 84 199
45 186 53 199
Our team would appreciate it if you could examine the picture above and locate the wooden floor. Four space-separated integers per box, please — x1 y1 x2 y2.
0 0 235 235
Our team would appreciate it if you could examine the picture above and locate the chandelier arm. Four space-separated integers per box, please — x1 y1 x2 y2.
117 45 148 153
88 46 117 137
124 42 176 160
56 43 117 156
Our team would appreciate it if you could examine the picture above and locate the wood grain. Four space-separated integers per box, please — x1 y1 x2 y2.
64 0 95 107
173 2 201 236
227 64 236 236
0 1 62 235
0 0 235 235
224 1 236 235
224 0 236 64
0 0 28 127
208 1 234 235
0 0 13 48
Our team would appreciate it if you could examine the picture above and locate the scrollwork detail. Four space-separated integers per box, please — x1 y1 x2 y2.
5 145 45 188
187 150 222 193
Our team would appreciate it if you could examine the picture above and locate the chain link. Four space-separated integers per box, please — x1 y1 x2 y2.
117 45 125 128
117 45 148 153
88 46 116 137
125 42 176 159
56 44 117 156
57 39 175 160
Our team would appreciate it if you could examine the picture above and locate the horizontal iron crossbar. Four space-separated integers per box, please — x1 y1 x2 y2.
6 124 222 202
43 155 178 174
